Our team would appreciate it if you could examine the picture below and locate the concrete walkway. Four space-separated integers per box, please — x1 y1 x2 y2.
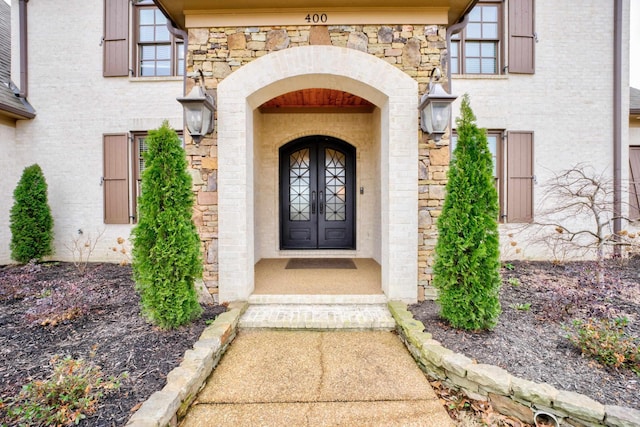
180 330 454 427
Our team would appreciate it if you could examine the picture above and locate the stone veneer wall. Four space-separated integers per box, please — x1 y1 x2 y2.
185 24 450 300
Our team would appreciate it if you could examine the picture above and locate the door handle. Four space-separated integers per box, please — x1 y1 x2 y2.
311 191 316 214
319 191 324 215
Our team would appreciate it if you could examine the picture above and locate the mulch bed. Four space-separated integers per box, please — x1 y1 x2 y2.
0 262 225 427
410 259 640 410
1 260 638 426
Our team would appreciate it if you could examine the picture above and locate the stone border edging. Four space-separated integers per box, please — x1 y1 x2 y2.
125 301 248 427
388 301 640 427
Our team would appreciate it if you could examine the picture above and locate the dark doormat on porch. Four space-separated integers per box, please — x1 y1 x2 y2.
285 258 357 270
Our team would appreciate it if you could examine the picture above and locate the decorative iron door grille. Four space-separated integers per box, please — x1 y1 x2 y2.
280 136 356 249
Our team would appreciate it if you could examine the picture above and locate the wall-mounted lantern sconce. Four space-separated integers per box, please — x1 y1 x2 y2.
418 68 457 142
177 70 215 145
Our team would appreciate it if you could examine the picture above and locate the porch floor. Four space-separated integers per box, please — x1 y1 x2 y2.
253 258 382 295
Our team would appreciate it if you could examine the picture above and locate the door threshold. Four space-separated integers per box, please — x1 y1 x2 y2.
248 294 388 305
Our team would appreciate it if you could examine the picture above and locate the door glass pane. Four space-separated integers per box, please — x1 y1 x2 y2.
324 149 346 221
289 149 311 221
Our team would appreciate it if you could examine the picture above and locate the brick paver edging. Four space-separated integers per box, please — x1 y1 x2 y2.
125 301 248 427
388 301 640 427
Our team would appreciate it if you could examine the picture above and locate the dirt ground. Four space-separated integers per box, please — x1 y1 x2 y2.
410 259 640 410
0 262 224 426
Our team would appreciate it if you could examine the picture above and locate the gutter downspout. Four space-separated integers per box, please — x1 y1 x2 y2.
613 0 622 255
18 0 28 98
167 22 188 95
445 13 470 90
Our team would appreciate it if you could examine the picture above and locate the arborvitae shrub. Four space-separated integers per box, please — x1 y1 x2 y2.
131 121 202 329
432 95 501 330
10 164 54 263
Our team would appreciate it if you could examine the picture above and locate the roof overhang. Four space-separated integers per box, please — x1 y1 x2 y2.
0 102 35 120
154 0 475 30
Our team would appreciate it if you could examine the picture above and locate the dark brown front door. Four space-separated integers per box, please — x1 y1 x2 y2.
280 136 355 249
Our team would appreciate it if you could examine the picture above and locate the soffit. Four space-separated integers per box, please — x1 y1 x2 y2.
154 0 475 30
259 89 375 113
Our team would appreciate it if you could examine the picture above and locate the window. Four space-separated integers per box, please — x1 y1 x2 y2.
451 130 533 223
135 2 184 77
103 0 184 77
451 0 535 75
451 2 502 74
103 131 183 224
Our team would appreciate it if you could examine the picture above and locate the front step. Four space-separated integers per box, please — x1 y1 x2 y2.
248 294 387 305
239 303 396 330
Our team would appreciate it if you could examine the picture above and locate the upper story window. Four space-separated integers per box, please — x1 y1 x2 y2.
135 2 184 77
103 0 184 78
451 2 502 75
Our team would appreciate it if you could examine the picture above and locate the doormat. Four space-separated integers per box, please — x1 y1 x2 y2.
285 258 357 270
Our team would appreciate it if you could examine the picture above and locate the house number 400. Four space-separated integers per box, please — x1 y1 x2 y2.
305 13 328 23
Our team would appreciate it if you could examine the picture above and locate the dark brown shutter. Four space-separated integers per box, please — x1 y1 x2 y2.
508 0 535 74
103 0 129 77
629 147 640 220
506 131 534 223
103 134 130 224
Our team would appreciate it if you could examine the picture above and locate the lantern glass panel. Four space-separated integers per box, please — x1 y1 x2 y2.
431 101 451 133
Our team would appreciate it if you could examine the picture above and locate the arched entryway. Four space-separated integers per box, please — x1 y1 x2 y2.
216 45 419 303
280 136 356 250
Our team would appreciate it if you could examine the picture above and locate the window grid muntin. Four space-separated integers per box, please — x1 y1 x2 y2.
135 4 184 77
451 1 501 75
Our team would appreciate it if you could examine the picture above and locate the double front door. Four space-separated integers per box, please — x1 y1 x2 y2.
280 136 355 249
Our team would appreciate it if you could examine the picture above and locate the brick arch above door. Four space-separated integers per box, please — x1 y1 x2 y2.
216 44 419 303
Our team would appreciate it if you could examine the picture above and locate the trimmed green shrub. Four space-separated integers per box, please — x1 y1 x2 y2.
432 94 501 331
10 164 54 263
131 121 202 329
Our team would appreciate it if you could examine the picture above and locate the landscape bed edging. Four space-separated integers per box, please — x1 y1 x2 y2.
388 301 640 427
125 301 248 427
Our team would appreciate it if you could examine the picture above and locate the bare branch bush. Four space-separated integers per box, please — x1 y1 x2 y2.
109 236 132 266
526 164 639 282
65 228 105 275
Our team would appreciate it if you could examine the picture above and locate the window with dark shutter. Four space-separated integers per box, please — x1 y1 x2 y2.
508 0 535 74
103 0 130 77
103 134 130 223
506 131 534 222
629 147 640 220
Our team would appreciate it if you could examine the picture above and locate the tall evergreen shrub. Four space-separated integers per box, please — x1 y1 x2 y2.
132 121 202 329
10 164 54 263
432 95 501 330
